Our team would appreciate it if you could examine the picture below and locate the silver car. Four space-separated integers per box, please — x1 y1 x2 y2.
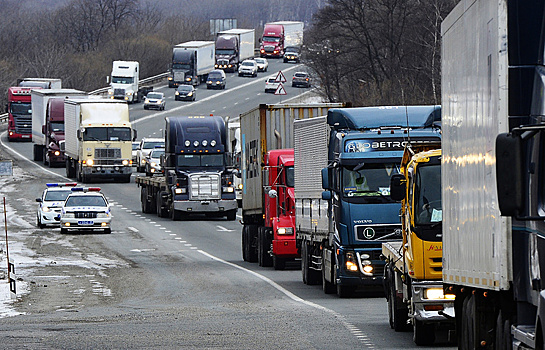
144 148 165 176
143 92 166 110
238 60 258 77
254 58 269 72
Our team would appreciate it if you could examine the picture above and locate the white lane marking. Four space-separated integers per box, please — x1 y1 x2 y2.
132 64 302 126
216 225 235 232
197 250 376 348
128 227 139 233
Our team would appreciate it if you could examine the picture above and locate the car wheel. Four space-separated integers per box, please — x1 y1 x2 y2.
37 215 45 229
144 106 148 110
60 227 68 235
104 228 111 234
292 83 295 87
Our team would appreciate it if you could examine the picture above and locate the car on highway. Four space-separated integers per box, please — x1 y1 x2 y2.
264 76 281 93
175 85 196 101
60 187 112 234
283 46 300 63
136 137 165 172
206 69 226 90
143 92 166 110
131 141 140 165
238 59 258 77
36 183 77 228
254 58 269 72
144 148 165 176
291 72 311 88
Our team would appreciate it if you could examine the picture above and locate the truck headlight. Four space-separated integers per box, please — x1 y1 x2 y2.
168 77 172 81
54 150 60 156
424 288 446 300
107 90 113 96
85 159 94 166
122 160 129 166
186 77 192 82
127 91 133 96
345 251 358 272
237 183 243 190
277 227 294 235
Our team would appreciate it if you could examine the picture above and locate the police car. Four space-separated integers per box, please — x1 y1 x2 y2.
36 183 77 228
60 187 112 234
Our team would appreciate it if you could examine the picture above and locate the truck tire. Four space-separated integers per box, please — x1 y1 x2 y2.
76 167 82 182
336 284 356 298
413 320 435 345
42 148 49 166
495 310 511 350
245 224 258 262
257 227 272 267
66 160 75 178
156 191 169 218
302 242 321 285
226 209 237 221
273 256 286 270
141 187 151 213
171 203 182 221
242 226 248 261
388 266 410 331
322 251 336 294
460 294 476 350
33 144 42 161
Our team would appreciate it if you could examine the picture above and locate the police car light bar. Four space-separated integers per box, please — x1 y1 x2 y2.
46 183 78 187
71 187 101 192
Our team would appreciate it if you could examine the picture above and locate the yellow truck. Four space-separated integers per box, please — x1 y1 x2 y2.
382 143 455 345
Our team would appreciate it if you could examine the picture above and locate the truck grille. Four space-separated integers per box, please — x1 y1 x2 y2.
13 115 32 134
75 212 97 219
189 173 220 200
264 45 275 53
354 224 402 241
95 148 121 159
113 88 125 98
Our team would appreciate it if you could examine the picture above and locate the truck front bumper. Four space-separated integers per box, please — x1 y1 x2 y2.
82 166 133 177
272 238 299 257
412 281 456 323
174 199 238 213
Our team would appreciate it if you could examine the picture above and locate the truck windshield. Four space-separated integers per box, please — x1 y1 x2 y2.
262 36 280 42
342 163 400 197
177 154 224 167
172 63 191 70
10 103 31 115
414 164 442 225
216 49 235 55
50 122 64 133
83 127 132 141
111 76 134 84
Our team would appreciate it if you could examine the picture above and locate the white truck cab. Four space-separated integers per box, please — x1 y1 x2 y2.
108 61 148 103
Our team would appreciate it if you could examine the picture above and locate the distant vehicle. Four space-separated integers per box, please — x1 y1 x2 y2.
175 85 196 101
143 92 166 110
291 72 311 88
264 77 281 93
254 58 269 72
206 69 227 90
131 141 140 164
144 148 165 176
260 21 304 58
215 29 255 73
36 183 77 228
168 41 215 87
107 61 152 103
238 60 258 77
60 187 112 234
136 138 165 172
283 46 300 63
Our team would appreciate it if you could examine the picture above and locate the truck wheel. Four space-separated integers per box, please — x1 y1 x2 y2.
33 145 42 161
494 310 511 350
242 226 248 261
336 284 356 298
322 251 336 294
171 204 183 221
141 187 151 213
156 192 169 218
302 242 321 285
388 266 410 331
245 224 258 262
42 148 49 166
413 320 435 345
460 294 476 350
262 228 273 267
76 168 82 182
226 209 237 221
257 227 272 267
66 160 75 178
273 256 286 270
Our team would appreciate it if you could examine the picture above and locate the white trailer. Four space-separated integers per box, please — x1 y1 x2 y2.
215 29 255 72
269 21 304 48
218 29 255 61
18 78 62 89
31 89 87 163
107 61 152 103
172 41 215 86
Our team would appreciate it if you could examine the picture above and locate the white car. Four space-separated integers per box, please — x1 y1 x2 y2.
238 60 258 77
143 92 166 110
60 187 112 234
36 183 77 228
136 137 165 172
264 77 281 93
144 148 165 176
254 58 269 72
132 141 140 165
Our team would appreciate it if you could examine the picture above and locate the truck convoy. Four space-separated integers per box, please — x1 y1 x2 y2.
31 89 87 166
215 29 255 72
63 99 136 183
294 106 441 297
441 0 545 348
107 61 152 103
383 143 455 345
168 41 215 87
136 116 238 220
259 21 304 58
240 103 344 268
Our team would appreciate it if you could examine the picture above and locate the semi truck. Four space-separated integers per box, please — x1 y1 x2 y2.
18 78 62 89
259 21 304 58
383 143 455 345
31 89 87 165
240 103 344 268
136 116 238 220
294 106 441 297
215 29 255 72
168 41 215 87
107 61 152 103
6 87 36 141
441 0 545 348
63 99 136 183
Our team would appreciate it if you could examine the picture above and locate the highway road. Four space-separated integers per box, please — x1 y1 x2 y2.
0 59 456 349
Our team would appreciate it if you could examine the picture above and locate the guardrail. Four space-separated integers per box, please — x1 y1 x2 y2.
0 72 169 124
89 72 169 96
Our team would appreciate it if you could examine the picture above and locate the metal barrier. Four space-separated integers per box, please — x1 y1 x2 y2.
0 113 7 124
89 72 169 96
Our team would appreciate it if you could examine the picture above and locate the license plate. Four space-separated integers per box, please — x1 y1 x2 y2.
78 220 94 225
22 135 30 138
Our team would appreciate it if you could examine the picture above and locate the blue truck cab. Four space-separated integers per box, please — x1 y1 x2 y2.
296 106 441 297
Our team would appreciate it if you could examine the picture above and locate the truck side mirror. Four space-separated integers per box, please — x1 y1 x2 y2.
389 174 406 201
59 140 65 152
132 129 138 141
106 76 110 84
76 129 82 140
321 167 330 190
496 133 523 216
322 191 331 200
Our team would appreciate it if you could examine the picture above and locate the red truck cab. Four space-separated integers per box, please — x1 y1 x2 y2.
260 24 284 58
43 98 66 165
7 87 36 141
262 149 298 269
